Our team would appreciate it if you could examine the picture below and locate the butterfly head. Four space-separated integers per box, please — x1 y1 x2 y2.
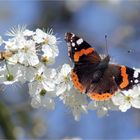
64 32 75 42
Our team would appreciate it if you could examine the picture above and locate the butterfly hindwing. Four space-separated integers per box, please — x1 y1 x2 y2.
114 65 140 90
72 64 140 101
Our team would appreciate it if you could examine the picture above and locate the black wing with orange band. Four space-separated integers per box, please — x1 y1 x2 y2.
65 32 101 64
72 64 140 101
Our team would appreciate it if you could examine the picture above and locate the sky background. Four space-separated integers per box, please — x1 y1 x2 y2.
0 1 140 139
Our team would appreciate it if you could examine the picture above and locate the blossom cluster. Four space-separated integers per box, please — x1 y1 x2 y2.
0 25 59 110
0 26 140 121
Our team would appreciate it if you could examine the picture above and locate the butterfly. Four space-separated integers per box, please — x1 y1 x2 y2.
65 32 140 101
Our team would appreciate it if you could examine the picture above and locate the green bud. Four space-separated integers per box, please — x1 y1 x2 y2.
6 74 14 81
39 89 46 96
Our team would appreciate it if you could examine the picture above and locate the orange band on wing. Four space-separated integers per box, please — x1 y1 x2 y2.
74 48 94 62
88 92 113 101
119 66 129 89
71 71 85 93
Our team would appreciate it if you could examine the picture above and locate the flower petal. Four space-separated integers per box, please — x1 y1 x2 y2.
97 107 108 117
112 93 126 105
41 96 55 110
48 35 57 45
42 81 55 91
23 29 34 36
131 97 140 109
61 64 72 77
119 102 131 112
31 97 41 108
56 83 67 96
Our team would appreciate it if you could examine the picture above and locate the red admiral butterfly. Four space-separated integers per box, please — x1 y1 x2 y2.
65 32 140 101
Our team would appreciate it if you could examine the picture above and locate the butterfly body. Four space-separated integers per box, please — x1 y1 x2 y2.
65 32 140 101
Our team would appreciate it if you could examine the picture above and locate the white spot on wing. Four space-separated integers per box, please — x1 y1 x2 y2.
72 42 75 47
134 71 139 78
76 38 83 45
134 79 139 84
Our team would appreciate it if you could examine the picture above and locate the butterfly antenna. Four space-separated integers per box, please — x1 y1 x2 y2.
105 35 109 55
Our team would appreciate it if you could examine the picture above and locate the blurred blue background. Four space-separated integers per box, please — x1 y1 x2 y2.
0 1 140 139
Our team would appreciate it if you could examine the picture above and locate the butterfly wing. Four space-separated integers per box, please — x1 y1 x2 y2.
71 59 116 101
65 32 101 64
72 63 140 101
113 65 140 90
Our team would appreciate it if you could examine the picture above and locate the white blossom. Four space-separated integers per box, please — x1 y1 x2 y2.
6 25 26 37
55 64 73 96
5 38 39 66
112 86 140 112
33 28 59 64
4 27 59 66
29 83 56 110
0 63 23 94
60 88 88 121
41 44 59 64
4 37 23 52
0 64 22 85
23 29 35 36
31 66 56 92
88 100 118 117
18 65 37 83
17 39 39 66
33 28 57 45
28 66 57 109
33 29 47 44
